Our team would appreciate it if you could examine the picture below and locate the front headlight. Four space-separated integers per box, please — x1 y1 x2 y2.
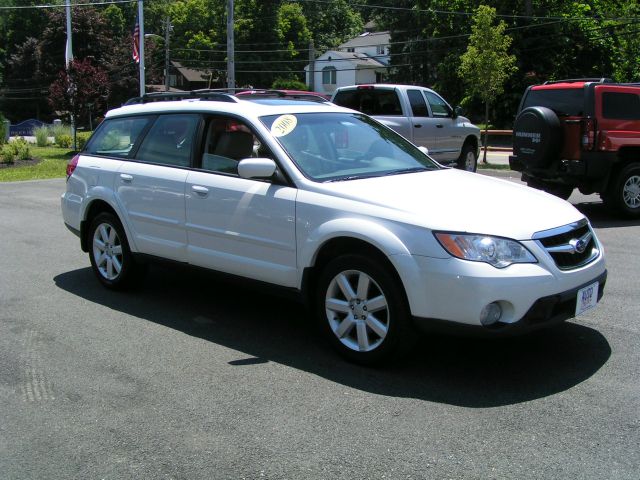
434 232 537 268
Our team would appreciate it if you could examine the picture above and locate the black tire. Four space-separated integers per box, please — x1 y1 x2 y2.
87 212 144 289
315 254 415 365
456 142 478 172
513 106 563 168
604 163 640 218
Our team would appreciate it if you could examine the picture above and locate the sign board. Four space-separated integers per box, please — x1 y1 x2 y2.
9 119 46 137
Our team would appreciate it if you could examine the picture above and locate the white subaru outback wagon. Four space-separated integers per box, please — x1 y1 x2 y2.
61 91 607 364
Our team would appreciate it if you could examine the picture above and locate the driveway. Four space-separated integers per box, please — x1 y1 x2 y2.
1 178 638 479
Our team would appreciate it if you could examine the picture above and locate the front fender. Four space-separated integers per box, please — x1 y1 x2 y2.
298 217 411 270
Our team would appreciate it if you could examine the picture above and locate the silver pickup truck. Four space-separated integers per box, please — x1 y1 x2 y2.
332 84 481 171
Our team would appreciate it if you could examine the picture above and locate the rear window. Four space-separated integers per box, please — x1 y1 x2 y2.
333 89 402 116
602 92 640 120
522 88 585 116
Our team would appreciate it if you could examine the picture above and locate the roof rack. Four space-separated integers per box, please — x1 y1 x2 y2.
237 89 330 103
543 78 613 85
124 90 238 106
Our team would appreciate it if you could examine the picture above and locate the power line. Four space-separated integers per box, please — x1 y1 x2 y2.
0 0 136 10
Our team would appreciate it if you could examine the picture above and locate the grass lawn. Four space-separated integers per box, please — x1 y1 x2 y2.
0 146 74 182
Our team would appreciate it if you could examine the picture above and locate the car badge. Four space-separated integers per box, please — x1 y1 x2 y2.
569 238 587 254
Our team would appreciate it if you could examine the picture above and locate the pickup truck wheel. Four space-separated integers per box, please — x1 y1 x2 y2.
315 254 415 365
606 163 640 218
88 212 144 289
457 143 478 172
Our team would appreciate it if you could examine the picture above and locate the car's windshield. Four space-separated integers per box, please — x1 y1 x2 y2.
260 112 439 181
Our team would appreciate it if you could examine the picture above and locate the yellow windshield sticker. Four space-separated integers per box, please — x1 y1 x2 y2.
271 115 297 137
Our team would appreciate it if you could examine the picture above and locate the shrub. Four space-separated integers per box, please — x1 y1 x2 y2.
271 78 308 91
34 126 50 147
1 144 14 164
51 123 71 145
77 131 92 150
56 134 72 148
13 137 31 160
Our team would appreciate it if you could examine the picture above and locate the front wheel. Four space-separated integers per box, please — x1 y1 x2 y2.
88 212 144 289
605 163 640 218
456 143 478 172
315 254 415 365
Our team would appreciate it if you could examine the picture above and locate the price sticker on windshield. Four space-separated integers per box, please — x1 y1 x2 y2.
271 115 297 137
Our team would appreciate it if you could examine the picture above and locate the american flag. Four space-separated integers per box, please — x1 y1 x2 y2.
132 14 140 63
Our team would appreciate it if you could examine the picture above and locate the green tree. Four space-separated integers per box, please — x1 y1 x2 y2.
458 5 516 163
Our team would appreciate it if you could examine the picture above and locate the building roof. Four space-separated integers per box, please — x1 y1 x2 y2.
315 50 387 69
338 31 390 49
171 61 211 83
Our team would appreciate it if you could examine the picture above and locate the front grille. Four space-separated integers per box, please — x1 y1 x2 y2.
534 220 600 270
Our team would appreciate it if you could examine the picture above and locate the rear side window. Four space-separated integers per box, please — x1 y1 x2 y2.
407 89 429 117
602 92 640 120
333 89 402 116
84 116 151 158
522 88 585 116
136 114 200 167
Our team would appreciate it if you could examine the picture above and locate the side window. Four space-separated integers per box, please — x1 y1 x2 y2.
322 66 337 85
84 116 151 158
200 117 271 175
372 90 402 116
425 91 451 118
602 92 640 120
136 114 200 167
407 89 429 117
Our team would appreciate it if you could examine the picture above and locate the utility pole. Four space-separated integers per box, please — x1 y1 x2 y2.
227 0 235 91
308 40 315 91
164 17 171 91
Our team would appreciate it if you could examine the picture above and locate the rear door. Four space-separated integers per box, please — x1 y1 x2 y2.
116 114 200 262
596 86 640 149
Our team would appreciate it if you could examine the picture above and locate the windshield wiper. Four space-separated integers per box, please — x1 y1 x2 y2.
324 175 372 182
383 167 429 176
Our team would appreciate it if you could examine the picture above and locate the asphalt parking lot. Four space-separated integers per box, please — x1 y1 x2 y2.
1 177 639 479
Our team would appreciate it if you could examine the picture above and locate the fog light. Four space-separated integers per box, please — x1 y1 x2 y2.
480 302 502 326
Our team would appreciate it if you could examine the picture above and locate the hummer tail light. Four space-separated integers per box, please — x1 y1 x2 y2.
581 117 596 150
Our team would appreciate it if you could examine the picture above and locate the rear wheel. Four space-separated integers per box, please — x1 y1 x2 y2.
315 254 415 365
605 163 640 218
88 212 144 289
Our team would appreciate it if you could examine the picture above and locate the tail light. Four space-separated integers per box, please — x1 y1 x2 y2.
581 117 596 150
66 154 80 178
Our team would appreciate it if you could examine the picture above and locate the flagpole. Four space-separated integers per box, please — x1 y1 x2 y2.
138 0 145 97
65 0 76 149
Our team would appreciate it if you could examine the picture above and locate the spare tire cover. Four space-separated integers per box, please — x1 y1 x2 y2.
513 106 562 168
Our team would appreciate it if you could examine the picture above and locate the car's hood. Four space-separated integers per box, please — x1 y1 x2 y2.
316 169 583 240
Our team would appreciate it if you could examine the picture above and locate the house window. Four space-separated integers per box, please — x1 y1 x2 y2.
322 66 337 85
376 45 386 55
347 47 355 53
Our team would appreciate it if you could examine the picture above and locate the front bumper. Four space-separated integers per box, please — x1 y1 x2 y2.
389 246 606 331
413 269 607 336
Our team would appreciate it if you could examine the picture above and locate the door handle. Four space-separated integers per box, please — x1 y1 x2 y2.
414 124 422 128
191 185 209 196
436 124 444 128
120 173 133 182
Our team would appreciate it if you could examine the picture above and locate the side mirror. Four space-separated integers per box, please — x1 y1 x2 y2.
454 106 463 118
418 146 429 155
238 158 277 179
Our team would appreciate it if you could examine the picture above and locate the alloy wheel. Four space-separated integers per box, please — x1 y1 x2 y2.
92 222 123 281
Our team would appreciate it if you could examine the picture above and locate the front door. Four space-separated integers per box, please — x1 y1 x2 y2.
185 116 298 287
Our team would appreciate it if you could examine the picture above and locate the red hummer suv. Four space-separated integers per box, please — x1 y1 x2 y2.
510 78 640 218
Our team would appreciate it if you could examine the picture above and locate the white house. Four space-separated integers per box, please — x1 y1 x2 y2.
305 31 390 95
